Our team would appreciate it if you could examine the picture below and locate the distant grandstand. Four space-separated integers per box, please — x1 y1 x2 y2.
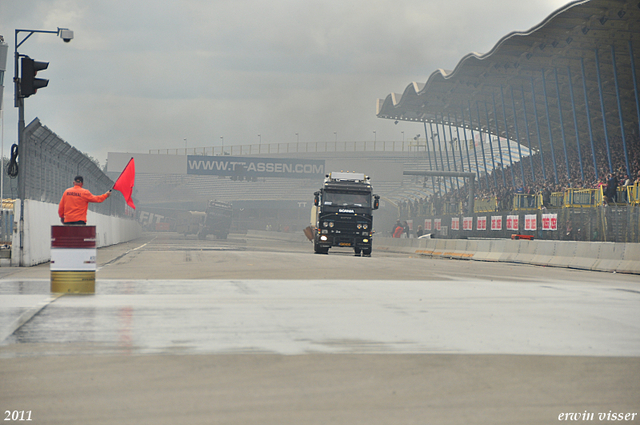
375 0 640 242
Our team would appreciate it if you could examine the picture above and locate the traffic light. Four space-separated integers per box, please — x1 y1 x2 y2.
20 56 49 98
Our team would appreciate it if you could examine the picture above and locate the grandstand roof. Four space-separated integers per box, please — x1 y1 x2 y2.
376 0 640 154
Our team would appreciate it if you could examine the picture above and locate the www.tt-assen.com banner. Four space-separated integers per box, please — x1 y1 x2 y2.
187 155 325 179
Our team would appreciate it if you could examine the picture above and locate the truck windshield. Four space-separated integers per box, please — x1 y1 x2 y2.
323 191 370 207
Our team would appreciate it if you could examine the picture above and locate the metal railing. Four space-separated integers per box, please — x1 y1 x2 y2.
20 118 126 217
512 194 540 210
564 189 598 208
150 140 425 156
0 202 14 245
474 197 497 213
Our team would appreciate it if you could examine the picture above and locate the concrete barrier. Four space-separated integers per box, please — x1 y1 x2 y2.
373 237 639 275
618 244 640 274
11 200 142 267
571 242 600 271
548 241 577 268
592 243 625 272
529 241 556 267
512 239 538 265
471 240 494 262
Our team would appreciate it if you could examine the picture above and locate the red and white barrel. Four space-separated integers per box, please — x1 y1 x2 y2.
50 225 97 294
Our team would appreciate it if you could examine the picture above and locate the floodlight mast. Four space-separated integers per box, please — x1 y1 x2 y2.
13 27 73 266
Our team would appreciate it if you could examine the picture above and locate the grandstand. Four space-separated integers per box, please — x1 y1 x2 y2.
375 0 640 242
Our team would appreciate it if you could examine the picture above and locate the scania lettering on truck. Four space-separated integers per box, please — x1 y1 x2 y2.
312 172 379 256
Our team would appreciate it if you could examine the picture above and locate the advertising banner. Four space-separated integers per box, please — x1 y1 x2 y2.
187 155 325 179
463 217 473 231
542 213 558 231
451 217 460 231
506 215 519 231
434 218 441 231
424 219 432 231
491 216 502 231
525 214 537 231
477 216 487 231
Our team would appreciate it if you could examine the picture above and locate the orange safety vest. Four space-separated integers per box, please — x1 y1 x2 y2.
58 184 109 223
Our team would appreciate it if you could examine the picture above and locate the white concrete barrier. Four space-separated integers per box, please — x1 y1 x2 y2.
548 241 577 268
618 244 640 274
529 241 556 267
592 243 625 272
373 237 639 275
11 200 142 267
571 242 600 271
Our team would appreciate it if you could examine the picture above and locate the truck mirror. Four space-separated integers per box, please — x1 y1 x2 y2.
373 195 380 210
314 192 320 206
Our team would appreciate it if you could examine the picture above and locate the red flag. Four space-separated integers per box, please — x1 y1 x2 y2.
113 158 136 209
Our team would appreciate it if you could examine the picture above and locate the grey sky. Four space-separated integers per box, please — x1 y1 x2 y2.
1 0 570 165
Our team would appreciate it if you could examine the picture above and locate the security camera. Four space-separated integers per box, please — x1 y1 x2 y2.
59 29 74 43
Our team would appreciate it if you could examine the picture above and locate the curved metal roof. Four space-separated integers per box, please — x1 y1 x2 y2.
377 0 640 174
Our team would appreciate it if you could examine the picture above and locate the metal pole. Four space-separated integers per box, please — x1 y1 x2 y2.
567 65 585 181
491 93 507 186
554 68 571 182
453 113 466 172
541 69 559 184
483 100 498 190
434 117 449 192
499 87 516 187
439 114 454 190
530 77 547 181
428 121 442 194
580 57 598 182
446 114 460 191
509 86 526 186
519 86 535 182
475 101 490 190
630 41 640 143
465 102 481 188
611 44 630 177
423 122 437 195
595 48 613 174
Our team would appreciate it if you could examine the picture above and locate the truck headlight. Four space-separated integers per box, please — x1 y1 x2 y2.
329 222 334 228
363 224 368 229
320 235 328 241
357 224 362 229
323 222 329 227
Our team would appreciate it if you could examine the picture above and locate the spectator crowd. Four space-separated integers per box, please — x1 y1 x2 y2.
398 132 640 219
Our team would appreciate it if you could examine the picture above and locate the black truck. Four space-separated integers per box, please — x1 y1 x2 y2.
312 172 379 256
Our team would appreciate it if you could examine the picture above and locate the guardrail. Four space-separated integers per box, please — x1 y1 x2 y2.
513 194 540 211
150 140 422 156
474 197 497 213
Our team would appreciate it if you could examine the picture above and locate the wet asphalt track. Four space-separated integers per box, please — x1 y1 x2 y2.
1 232 638 424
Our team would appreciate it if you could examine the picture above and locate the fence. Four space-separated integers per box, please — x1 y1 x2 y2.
19 118 128 217
406 206 638 243
150 140 427 157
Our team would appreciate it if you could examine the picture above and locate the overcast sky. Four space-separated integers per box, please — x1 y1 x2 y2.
1 0 571 166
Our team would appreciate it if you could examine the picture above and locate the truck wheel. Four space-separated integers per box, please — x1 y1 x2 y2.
362 248 372 257
354 248 362 256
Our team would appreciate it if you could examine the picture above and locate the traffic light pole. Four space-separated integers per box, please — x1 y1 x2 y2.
13 28 71 266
